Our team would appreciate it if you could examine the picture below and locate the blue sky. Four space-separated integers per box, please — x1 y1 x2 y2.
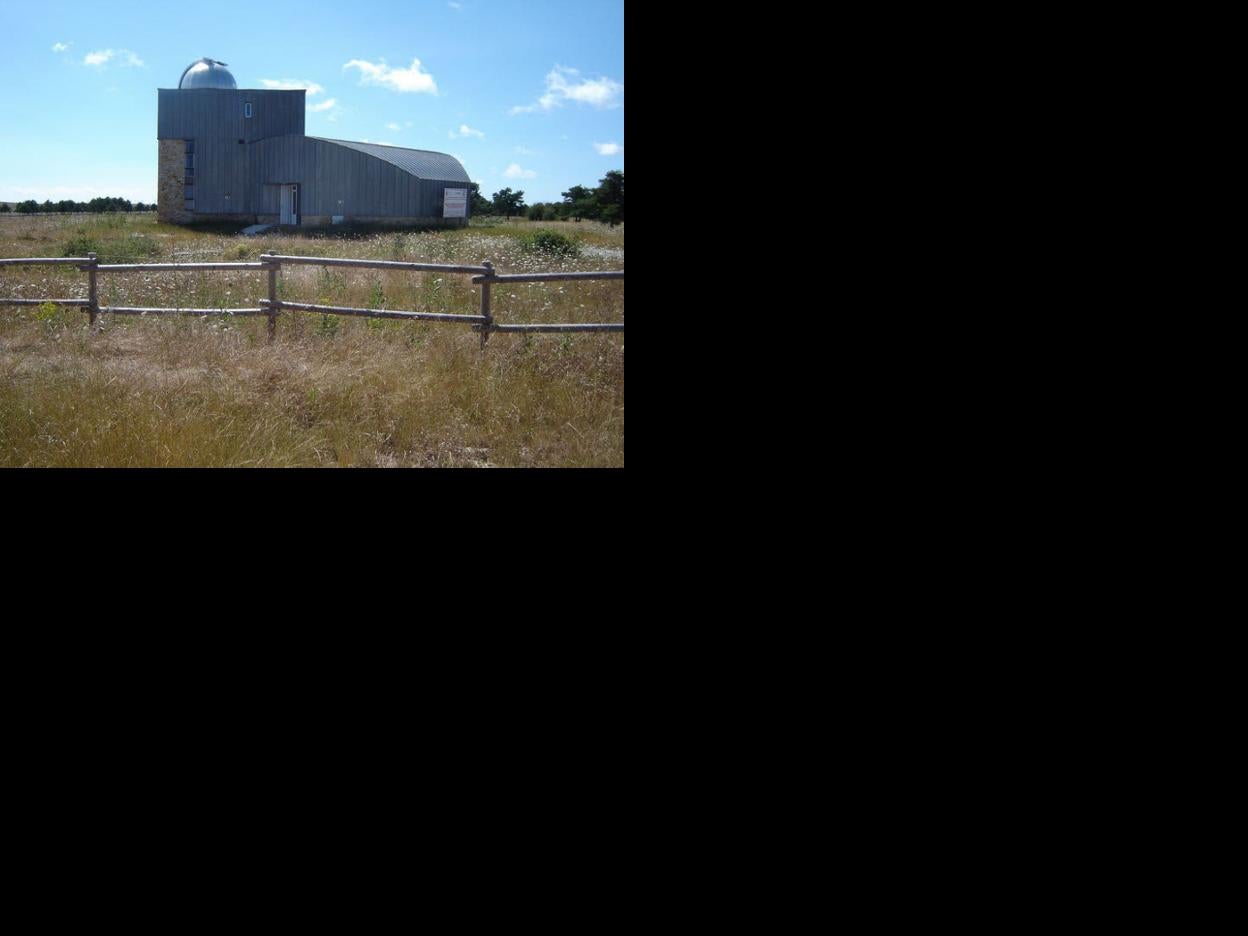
0 0 624 204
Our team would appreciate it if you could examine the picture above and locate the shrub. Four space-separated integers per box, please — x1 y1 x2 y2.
62 234 100 257
515 229 581 258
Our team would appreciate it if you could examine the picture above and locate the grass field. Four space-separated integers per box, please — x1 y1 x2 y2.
0 212 623 467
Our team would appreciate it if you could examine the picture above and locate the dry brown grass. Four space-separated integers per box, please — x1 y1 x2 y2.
0 213 623 467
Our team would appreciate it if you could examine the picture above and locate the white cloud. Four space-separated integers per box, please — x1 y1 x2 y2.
448 1 462 7
343 58 437 94
83 49 143 67
52 42 70 53
386 121 402 131
510 65 622 114
515 145 536 156
594 142 623 156
449 124 484 139
261 79 325 95
504 163 537 179
309 98 338 113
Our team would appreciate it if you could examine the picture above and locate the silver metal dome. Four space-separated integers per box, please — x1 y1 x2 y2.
178 58 237 89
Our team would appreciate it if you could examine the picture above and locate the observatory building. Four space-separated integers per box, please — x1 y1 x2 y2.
157 58 472 227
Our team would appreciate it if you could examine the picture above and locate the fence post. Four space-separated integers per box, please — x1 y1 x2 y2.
267 257 278 342
479 260 494 348
87 252 98 328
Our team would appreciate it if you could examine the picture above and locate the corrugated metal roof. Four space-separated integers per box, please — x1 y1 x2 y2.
310 138 471 183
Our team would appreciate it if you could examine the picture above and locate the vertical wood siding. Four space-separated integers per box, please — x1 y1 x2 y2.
157 89 305 143
160 89 466 219
248 136 455 218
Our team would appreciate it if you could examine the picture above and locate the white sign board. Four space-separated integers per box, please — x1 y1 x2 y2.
443 189 468 218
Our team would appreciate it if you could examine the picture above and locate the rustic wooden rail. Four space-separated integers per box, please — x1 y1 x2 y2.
0 252 623 344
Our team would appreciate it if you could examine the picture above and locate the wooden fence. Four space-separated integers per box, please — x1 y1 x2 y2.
0 252 623 346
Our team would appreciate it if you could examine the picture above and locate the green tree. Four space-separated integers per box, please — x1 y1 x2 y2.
561 185 597 221
468 183 491 216
0 203 10 213
492 187 526 218
594 171 624 227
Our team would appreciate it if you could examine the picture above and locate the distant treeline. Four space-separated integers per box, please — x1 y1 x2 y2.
0 197 154 214
469 170 623 225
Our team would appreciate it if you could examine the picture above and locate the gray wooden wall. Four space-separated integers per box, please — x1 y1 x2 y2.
157 89 305 144
158 89 466 219
250 136 461 217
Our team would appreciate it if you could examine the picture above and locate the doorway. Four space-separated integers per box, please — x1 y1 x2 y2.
280 184 300 225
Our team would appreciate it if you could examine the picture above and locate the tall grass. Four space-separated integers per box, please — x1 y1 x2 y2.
0 212 623 467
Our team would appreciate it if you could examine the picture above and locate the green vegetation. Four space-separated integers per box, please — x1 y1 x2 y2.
11 196 154 214
515 228 581 258
526 171 624 227
470 171 624 227
493 187 528 218
61 234 99 257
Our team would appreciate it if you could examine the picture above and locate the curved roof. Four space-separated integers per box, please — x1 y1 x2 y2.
310 138 471 183
179 58 237 89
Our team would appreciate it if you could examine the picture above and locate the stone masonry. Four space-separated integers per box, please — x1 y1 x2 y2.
157 139 191 223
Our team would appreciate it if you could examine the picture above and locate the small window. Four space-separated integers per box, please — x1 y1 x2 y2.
245 102 252 118
185 139 195 154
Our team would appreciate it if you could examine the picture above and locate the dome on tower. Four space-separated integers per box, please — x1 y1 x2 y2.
178 58 237 89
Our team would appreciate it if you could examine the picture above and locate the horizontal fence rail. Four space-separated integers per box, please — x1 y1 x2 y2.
470 271 626 284
0 251 623 343
101 307 270 316
0 256 95 266
474 323 626 333
0 297 89 307
259 254 492 275
263 300 487 324
96 262 270 272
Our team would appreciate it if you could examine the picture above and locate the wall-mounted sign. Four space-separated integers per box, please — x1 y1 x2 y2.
443 188 468 218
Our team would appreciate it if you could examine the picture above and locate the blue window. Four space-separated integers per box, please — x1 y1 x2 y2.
245 102 252 118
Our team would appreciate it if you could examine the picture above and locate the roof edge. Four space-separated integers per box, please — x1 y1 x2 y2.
308 136 459 159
